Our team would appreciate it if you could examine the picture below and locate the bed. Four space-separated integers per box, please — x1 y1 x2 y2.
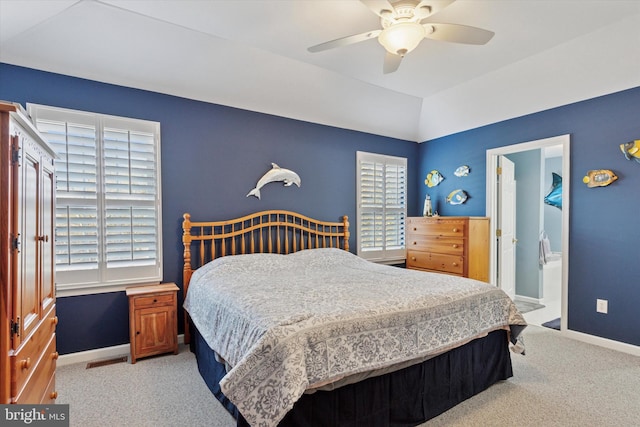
181 210 526 427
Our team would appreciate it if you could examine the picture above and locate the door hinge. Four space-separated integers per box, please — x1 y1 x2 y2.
11 145 21 165
496 229 502 237
496 167 502 175
11 233 20 252
10 318 20 337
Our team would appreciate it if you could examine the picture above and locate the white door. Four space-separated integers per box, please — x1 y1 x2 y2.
498 155 516 299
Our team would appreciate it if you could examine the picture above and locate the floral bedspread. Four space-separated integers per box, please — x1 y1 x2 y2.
184 248 527 427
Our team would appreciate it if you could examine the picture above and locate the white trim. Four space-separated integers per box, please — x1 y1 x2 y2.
486 134 570 331
563 330 640 357
57 334 185 367
514 294 544 306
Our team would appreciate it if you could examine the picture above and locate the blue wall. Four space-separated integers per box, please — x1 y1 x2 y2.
419 86 640 346
2 63 638 351
0 63 420 354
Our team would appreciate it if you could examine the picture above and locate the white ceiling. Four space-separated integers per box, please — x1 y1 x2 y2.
1 0 639 142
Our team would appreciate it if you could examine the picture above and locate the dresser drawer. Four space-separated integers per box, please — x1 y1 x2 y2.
13 334 57 404
407 219 466 237
407 236 464 255
133 293 175 308
407 250 464 275
10 306 57 399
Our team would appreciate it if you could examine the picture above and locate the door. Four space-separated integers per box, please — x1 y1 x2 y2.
498 155 516 299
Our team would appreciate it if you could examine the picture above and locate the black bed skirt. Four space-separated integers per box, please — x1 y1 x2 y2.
193 328 513 427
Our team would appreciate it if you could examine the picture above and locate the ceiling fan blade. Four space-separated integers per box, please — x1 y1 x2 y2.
383 52 403 74
414 0 456 19
424 23 494 45
308 29 382 53
360 0 396 18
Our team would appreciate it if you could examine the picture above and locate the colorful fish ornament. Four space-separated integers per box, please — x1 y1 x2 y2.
425 170 444 187
544 172 562 209
620 139 640 163
446 189 468 205
454 165 470 177
582 169 618 188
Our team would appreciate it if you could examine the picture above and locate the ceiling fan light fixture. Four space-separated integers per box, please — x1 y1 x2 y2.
378 22 425 56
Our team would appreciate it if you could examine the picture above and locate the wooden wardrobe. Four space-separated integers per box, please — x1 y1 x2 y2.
1 102 58 404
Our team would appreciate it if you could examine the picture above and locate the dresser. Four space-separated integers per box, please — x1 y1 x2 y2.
1 102 58 404
406 216 489 282
126 283 179 363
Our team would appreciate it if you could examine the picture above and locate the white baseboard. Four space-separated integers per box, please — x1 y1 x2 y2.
57 334 185 367
564 329 640 357
514 294 543 305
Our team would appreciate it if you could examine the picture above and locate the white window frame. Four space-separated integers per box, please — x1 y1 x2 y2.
356 151 407 264
28 103 163 297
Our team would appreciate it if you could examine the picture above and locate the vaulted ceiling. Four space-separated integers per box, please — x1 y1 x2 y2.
1 0 639 142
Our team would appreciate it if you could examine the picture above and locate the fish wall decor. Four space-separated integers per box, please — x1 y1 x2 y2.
246 163 301 199
454 165 470 177
582 169 618 188
544 172 562 209
425 170 444 187
620 139 640 163
446 189 468 205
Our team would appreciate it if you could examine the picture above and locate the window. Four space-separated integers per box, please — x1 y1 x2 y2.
28 104 162 296
356 151 406 263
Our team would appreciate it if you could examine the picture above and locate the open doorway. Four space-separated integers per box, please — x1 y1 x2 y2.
486 135 570 330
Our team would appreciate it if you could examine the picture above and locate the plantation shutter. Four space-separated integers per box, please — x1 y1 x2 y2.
29 104 162 295
357 152 406 263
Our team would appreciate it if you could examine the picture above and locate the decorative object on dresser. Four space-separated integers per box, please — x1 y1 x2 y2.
1 102 58 404
406 216 490 282
126 283 179 364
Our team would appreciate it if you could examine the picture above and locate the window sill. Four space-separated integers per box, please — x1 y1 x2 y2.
56 281 161 298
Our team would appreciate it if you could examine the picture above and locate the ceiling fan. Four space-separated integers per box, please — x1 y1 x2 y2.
308 0 494 74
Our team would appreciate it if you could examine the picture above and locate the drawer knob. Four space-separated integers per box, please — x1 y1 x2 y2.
20 357 31 370
50 391 58 400
51 316 58 326
452 228 459 232
411 257 416 261
452 262 458 267
452 244 459 248
52 352 59 360
153 299 158 303
413 227 417 231
412 241 417 245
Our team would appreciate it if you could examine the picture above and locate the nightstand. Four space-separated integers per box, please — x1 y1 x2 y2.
126 283 179 363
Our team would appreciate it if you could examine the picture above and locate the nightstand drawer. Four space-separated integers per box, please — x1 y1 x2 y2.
133 293 175 308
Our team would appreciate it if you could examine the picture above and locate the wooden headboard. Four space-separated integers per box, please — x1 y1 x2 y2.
181 210 349 342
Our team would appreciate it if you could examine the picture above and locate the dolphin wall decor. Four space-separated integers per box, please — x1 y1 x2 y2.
246 163 301 199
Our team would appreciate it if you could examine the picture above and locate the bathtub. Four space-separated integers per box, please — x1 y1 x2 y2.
542 252 562 303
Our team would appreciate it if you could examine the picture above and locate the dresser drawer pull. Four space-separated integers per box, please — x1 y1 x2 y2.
52 352 59 360
452 244 459 248
412 241 417 245
413 227 417 231
50 391 58 400
452 262 459 267
51 316 58 326
411 257 416 261
452 228 459 232
20 358 31 370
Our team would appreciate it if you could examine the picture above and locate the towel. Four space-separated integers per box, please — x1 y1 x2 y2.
539 230 551 265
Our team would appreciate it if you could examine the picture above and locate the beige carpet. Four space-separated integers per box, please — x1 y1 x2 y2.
56 326 640 426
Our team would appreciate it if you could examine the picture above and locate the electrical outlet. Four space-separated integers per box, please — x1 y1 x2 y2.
596 299 608 314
